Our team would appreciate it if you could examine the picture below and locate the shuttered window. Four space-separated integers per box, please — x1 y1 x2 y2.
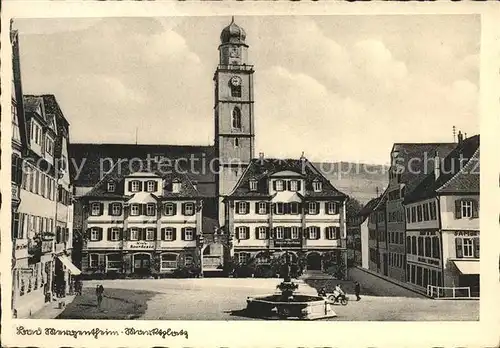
164 203 176 216
89 227 102 241
308 202 318 215
130 228 139 241
308 226 320 239
326 202 338 215
275 227 284 240
130 180 141 192
236 226 249 240
90 202 102 216
130 204 140 216
291 227 300 239
256 202 267 215
237 202 249 215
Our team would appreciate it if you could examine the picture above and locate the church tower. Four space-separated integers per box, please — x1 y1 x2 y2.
214 17 255 223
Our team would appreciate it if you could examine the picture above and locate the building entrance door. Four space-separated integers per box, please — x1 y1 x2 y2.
133 254 151 276
306 252 322 271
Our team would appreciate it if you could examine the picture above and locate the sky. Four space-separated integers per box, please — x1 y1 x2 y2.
14 15 480 164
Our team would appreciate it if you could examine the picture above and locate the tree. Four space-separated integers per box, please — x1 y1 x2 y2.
346 196 363 221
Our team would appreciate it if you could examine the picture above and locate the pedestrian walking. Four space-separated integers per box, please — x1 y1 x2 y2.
354 281 361 301
96 284 104 309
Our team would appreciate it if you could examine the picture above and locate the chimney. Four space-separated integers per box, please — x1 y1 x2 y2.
192 181 198 190
300 152 306 174
457 130 464 145
434 151 440 180
259 152 264 160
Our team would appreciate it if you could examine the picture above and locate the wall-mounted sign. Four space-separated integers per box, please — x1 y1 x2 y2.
15 239 28 259
274 239 301 248
407 254 441 267
454 231 479 237
125 241 155 250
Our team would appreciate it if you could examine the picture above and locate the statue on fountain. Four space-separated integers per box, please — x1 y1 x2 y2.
276 251 299 301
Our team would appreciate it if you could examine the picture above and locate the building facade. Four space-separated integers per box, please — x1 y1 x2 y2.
80 162 203 277
68 18 351 276
348 197 379 269
367 195 388 275
223 156 348 273
404 134 480 296
10 78 78 318
382 142 456 283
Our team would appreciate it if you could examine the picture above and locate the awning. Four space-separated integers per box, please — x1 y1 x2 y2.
453 260 480 275
57 255 82 275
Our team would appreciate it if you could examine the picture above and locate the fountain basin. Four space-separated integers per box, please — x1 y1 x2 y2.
246 294 337 320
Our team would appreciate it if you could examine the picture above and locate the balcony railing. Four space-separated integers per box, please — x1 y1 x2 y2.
426 285 475 299
217 64 254 71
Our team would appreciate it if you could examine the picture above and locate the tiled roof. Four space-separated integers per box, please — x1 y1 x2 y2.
69 143 216 197
404 135 480 203
391 142 456 196
83 158 200 199
227 157 347 199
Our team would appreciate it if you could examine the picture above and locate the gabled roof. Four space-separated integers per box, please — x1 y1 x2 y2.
69 143 216 197
404 135 480 204
226 157 347 199
83 158 200 199
391 142 456 196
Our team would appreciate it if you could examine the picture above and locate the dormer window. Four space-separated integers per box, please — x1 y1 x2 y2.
249 180 257 191
289 180 299 192
130 180 141 192
312 180 322 192
107 182 115 192
172 180 181 193
274 180 284 192
146 180 156 192
45 136 54 155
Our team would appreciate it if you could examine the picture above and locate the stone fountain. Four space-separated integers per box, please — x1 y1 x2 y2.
246 251 337 320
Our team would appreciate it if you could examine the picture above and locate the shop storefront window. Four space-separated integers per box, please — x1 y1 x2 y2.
107 254 121 270
161 253 178 269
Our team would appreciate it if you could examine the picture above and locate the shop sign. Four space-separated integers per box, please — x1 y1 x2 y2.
274 239 301 248
407 254 441 267
15 239 28 259
41 241 53 254
125 241 155 250
454 231 479 237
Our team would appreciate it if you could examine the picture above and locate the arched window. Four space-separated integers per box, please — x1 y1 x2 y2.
232 107 242 129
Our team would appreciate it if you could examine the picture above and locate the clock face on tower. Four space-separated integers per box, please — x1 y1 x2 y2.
229 47 240 58
230 76 242 87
